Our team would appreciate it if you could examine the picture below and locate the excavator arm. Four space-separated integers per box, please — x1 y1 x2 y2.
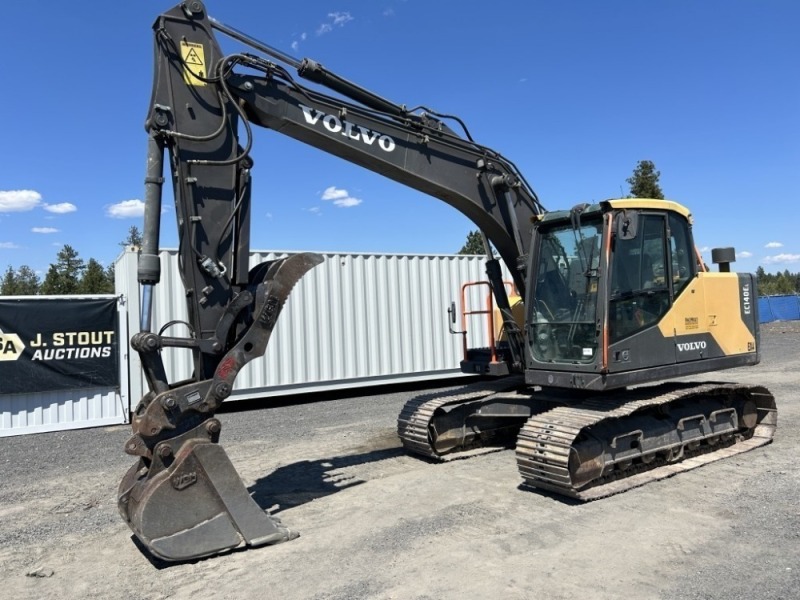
119 1 543 561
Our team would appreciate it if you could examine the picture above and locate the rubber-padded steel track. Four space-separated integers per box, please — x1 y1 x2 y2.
516 382 777 500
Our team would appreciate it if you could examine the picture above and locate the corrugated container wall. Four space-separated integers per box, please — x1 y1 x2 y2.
1 387 126 436
117 249 510 405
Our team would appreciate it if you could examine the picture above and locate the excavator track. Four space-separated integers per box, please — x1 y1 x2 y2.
398 376 529 459
516 381 777 500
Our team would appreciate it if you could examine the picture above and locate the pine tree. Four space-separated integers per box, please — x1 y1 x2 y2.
2 265 40 295
626 160 664 199
120 225 143 249
15 266 40 295
458 230 487 255
40 245 85 294
106 263 115 289
1 266 18 295
79 258 114 294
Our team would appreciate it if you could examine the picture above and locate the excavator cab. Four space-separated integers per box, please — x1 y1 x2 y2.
415 199 775 500
524 199 760 391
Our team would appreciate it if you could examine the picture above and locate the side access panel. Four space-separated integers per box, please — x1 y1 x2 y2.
658 272 759 364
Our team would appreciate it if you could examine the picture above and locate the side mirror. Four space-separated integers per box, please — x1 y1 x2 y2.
447 301 465 336
616 211 638 240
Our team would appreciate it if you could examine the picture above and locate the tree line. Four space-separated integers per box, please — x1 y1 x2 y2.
458 160 799 296
755 268 800 296
1 226 142 296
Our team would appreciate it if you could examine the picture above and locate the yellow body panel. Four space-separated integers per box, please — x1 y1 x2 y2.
658 273 755 355
494 294 525 342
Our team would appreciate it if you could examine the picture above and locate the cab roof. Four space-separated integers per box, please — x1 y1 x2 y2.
537 198 692 224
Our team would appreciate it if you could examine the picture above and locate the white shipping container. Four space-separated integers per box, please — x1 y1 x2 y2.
116 249 507 408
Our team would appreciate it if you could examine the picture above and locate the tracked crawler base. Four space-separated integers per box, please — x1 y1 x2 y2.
516 381 776 499
398 380 776 500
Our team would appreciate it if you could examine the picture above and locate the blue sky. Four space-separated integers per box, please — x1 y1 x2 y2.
1 1 798 278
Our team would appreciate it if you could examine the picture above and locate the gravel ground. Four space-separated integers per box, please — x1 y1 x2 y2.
0 323 797 599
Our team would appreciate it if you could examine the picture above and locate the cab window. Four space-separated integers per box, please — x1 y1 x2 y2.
529 218 602 363
668 212 694 295
609 214 670 342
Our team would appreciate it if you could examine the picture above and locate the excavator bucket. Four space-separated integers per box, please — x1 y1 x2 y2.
119 426 297 562
119 253 322 561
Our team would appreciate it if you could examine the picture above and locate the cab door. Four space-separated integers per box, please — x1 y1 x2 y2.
607 211 676 371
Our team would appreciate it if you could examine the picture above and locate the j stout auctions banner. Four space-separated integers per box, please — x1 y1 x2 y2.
0 297 119 394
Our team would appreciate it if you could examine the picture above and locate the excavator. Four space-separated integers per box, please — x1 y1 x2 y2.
119 1 777 561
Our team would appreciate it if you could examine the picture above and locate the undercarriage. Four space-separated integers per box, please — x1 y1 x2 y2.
398 378 777 500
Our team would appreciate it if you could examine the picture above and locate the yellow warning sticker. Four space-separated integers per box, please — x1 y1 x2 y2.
180 41 207 86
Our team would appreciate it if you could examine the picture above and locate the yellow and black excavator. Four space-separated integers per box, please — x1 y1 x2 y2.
119 1 777 561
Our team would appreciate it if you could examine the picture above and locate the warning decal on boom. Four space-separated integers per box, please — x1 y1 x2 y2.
180 41 206 86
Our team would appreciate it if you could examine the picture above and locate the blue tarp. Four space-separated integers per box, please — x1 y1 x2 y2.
758 295 800 323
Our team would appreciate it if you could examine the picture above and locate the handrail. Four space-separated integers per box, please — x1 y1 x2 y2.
457 280 518 363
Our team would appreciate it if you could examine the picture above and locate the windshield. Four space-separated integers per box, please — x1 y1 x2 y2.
530 217 602 363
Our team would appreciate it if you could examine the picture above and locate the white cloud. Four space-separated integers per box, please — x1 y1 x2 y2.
698 246 711 253
320 186 362 208
764 253 800 265
291 32 308 51
0 242 20 249
317 12 353 35
765 241 783 249
321 186 348 201
330 12 353 26
333 197 362 208
106 199 145 218
383 8 395 17
738 251 753 259
44 202 77 214
0 189 41 212
32 227 59 234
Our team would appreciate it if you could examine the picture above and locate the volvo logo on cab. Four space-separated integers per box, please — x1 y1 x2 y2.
677 341 707 352
299 104 396 152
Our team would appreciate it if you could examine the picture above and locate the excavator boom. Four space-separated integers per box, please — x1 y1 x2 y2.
120 1 543 561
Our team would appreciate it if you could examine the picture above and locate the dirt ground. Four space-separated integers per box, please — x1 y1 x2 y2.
1 322 798 600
